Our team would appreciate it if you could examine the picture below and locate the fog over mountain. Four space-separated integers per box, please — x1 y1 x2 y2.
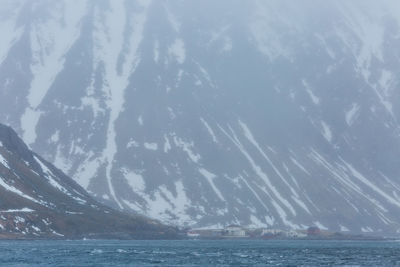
1 0 400 233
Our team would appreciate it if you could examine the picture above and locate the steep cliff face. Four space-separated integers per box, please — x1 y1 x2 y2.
1 0 400 233
0 124 177 239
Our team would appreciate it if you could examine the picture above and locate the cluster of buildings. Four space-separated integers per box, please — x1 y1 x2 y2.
187 225 247 238
186 225 322 239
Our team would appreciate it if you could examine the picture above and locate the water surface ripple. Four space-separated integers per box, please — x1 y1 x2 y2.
0 240 399 266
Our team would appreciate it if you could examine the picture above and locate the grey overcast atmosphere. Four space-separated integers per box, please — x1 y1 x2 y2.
1 0 400 236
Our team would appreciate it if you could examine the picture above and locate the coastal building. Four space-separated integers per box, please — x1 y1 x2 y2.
261 229 307 238
225 225 246 237
186 231 200 238
286 230 307 238
261 229 283 237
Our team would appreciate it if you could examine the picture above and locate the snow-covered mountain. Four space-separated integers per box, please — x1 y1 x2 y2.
1 0 400 234
0 123 177 239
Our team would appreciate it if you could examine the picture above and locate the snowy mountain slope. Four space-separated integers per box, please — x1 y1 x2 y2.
1 0 400 233
0 123 177 239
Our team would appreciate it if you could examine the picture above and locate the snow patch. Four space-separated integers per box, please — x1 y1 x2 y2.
219 124 297 222
50 130 60 143
122 199 142 212
0 154 10 169
124 169 146 192
20 109 43 146
237 120 297 216
34 156 68 193
290 157 310 176
173 136 201 163
168 39 185 64
200 118 218 143
144 142 158 151
340 225 350 232
21 0 87 145
249 215 269 228
95 0 152 209
361 227 373 233
0 208 34 213
342 160 400 208
156 180 193 225
73 154 101 189
164 5 180 32
50 229 64 237
0 2 24 65
239 176 270 212
163 135 171 153
0 175 41 204
321 121 332 142
65 211 84 215
127 140 139 148
35 155 86 204
199 168 225 202
345 103 360 126
53 145 73 174
292 196 311 214
80 95 104 119
313 221 328 230
250 1 293 61
302 80 320 105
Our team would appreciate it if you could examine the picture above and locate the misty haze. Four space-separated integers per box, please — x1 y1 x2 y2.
1 0 400 265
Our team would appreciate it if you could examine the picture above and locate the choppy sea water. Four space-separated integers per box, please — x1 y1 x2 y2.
1 240 400 266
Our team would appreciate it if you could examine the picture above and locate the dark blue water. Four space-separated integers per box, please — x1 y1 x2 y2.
1 240 400 266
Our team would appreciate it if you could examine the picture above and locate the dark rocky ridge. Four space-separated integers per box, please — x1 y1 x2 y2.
0 124 177 239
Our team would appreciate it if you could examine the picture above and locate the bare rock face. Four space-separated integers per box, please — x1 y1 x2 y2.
0 124 177 239
1 0 400 234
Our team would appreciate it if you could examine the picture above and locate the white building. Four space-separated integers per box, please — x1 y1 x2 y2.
261 229 283 236
225 225 246 237
286 230 307 238
186 231 200 238
261 229 307 238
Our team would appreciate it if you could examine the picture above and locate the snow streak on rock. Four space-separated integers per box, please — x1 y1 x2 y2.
1 0 400 233
0 1 24 65
21 1 87 145
93 0 151 208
